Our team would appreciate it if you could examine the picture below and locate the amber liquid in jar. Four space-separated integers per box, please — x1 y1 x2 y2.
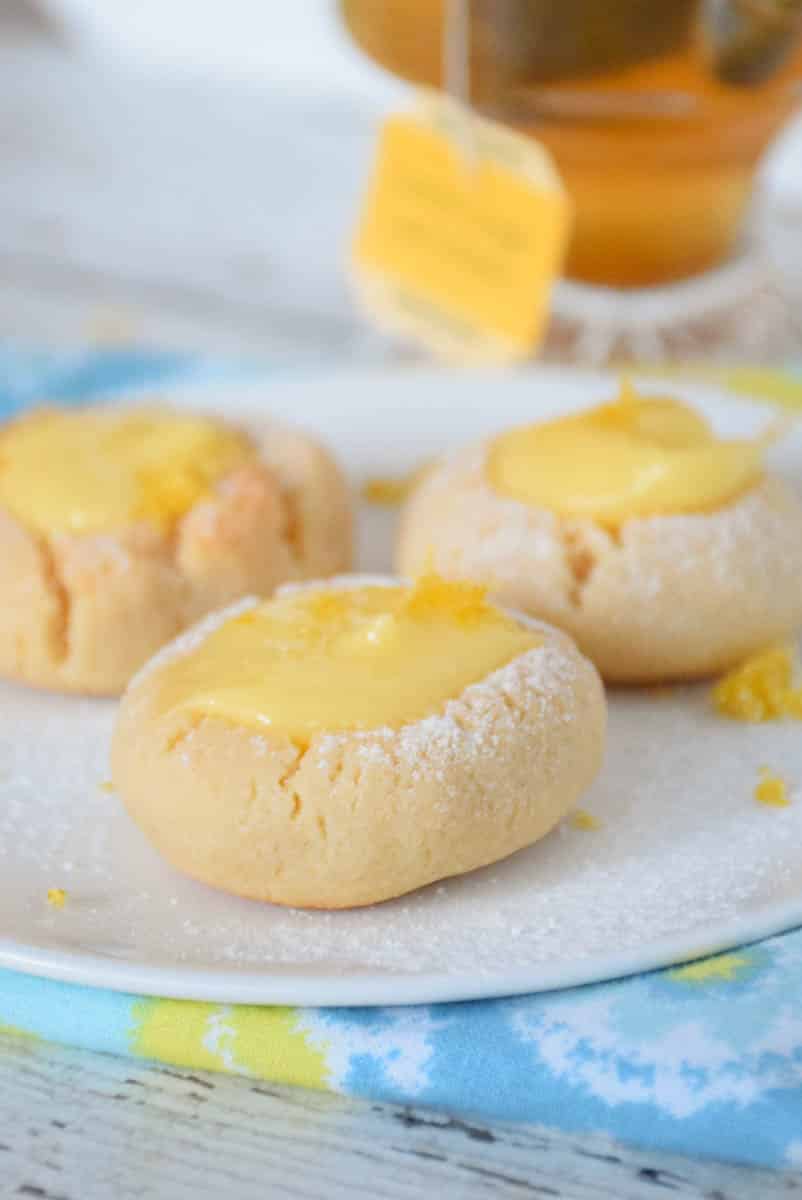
342 0 802 287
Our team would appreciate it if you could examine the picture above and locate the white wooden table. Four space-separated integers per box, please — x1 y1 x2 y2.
5 1031 802 1200
2 36 802 1200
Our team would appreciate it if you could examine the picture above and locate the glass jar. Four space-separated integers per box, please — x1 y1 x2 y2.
342 0 802 288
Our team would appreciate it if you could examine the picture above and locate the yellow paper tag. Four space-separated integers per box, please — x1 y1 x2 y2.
352 91 571 364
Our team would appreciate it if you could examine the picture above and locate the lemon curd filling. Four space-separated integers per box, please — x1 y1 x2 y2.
155 574 540 746
0 406 254 535
487 382 770 527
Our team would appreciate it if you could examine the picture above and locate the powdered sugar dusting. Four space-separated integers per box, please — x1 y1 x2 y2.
2 381 802 1001
422 442 802 607
377 638 577 777
2 641 801 987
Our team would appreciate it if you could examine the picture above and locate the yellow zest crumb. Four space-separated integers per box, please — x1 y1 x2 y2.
712 645 802 722
47 888 67 909
303 591 351 624
361 461 433 507
401 572 491 626
98 779 115 793
754 767 791 809
569 809 602 832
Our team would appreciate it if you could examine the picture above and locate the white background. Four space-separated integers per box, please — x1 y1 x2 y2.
45 0 802 197
48 0 404 101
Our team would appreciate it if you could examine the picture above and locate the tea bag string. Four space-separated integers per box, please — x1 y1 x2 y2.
443 0 478 165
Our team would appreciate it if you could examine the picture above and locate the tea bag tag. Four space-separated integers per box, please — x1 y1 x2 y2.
351 89 572 364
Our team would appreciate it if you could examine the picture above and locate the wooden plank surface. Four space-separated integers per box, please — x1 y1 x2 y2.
3 1032 800 1200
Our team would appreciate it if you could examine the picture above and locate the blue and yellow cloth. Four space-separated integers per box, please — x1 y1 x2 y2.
1 346 801 1170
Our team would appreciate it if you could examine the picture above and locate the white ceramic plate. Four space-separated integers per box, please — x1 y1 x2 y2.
2 367 801 1006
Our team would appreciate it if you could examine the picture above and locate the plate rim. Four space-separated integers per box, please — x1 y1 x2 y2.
3 898 802 1006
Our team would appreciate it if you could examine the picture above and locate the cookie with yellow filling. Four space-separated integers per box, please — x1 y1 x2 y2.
398 384 802 683
111 574 605 908
0 403 352 694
